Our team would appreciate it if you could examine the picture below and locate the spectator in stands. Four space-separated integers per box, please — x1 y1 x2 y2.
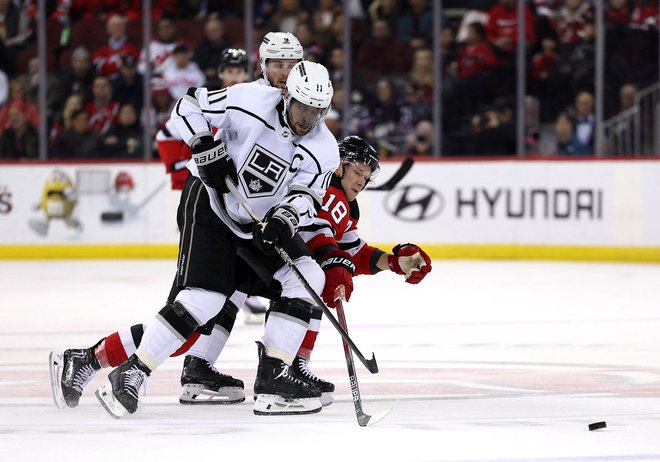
57 46 95 112
554 111 590 155
405 47 433 109
111 55 144 114
618 83 637 113
571 90 595 154
529 36 562 122
92 14 141 78
311 0 341 42
17 56 60 113
327 46 344 84
138 17 180 79
404 119 434 157
0 106 38 159
101 103 143 158
296 21 326 62
0 79 39 134
192 14 231 89
49 0 142 23
469 99 516 156
84 75 119 135
49 93 83 143
163 43 205 100
272 0 309 34
445 22 498 122
394 0 433 48
51 109 102 158
485 0 536 65
364 77 413 150
554 0 593 51
0 0 33 75
355 18 413 83
145 80 175 136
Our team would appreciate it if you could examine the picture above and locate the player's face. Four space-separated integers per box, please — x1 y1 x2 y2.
341 161 372 201
287 98 325 136
220 67 248 88
266 59 298 89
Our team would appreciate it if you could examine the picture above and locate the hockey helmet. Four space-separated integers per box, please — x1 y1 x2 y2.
338 136 380 186
284 61 333 134
259 32 303 85
220 47 248 71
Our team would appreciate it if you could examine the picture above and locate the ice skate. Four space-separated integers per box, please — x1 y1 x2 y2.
179 355 245 405
243 297 267 325
290 356 335 407
252 342 322 416
49 348 101 409
96 354 150 419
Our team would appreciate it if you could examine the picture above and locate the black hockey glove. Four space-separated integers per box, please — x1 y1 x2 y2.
253 204 300 255
191 137 237 194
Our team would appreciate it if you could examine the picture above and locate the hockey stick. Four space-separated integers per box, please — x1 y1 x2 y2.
100 180 167 222
225 178 379 374
366 157 414 192
335 292 396 427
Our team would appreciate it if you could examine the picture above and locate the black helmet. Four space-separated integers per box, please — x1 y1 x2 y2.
338 136 380 185
220 48 248 71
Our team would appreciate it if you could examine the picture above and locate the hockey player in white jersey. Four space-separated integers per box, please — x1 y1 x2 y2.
256 31 303 87
95 60 338 418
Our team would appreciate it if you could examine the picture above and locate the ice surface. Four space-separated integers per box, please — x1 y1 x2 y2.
1 259 660 462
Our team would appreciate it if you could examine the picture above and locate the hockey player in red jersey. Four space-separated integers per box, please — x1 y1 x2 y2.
292 136 432 405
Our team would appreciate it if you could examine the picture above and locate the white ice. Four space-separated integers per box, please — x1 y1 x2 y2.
1 259 660 462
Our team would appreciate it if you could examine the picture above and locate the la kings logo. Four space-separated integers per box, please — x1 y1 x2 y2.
240 144 288 197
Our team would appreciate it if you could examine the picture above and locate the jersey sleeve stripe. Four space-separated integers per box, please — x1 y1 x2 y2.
226 106 276 131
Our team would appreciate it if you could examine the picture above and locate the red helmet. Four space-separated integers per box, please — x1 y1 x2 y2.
114 171 134 193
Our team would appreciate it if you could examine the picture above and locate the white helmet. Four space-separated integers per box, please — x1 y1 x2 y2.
284 61 333 134
259 32 303 84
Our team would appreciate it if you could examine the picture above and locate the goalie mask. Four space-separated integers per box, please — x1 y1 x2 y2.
283 61 333 136
259 32 303 86
338 136 380 187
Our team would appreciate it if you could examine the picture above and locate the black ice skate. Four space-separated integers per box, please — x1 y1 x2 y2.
49 348 101 409
253 342 322 416
290 356 335 407
179 355 245 405
96 354 150 419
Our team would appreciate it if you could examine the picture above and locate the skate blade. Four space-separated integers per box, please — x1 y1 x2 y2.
320 392 334 407
179 384 246 405
253 394 322 416
48 351 66 410
95 384 129 419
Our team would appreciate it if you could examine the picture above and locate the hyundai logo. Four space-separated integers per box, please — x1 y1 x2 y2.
384 184 444 222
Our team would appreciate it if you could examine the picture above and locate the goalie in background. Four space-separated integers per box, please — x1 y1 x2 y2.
28 169 82 237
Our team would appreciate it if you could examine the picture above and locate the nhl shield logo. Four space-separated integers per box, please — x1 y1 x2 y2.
240 144 288 197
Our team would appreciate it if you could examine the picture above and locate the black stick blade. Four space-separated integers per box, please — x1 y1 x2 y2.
368 157 414 191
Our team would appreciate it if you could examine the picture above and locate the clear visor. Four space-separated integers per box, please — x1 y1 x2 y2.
343 159 380 187
286 96 329 134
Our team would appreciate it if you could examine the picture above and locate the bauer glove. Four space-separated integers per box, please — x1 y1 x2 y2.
320 249 355 308
191 137 237 194
253 204 300 255
387 243 432 284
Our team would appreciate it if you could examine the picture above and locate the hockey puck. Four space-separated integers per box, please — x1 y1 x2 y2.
588 421 607 431
101 211 124 222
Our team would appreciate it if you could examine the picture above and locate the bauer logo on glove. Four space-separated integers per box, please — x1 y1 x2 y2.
193 141 227 166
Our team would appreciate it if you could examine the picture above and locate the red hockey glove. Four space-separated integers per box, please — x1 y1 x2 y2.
320 249 355 308
387 243 432 284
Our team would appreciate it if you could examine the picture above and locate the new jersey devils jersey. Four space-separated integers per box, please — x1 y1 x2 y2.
301 175 385 276
170 82 339 239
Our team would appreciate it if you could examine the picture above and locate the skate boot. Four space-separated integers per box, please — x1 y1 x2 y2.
253 342 322 416
243 297 267 325
49 348 101 409
290 356 335 407
96 354 150 419
179 355 245 405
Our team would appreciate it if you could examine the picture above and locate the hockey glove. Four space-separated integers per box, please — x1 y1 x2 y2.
252 204 300 255
320 249 355 308
387 243 432 284
191 137 237 194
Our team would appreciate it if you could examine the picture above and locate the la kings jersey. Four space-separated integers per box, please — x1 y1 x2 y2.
170 82 339 239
